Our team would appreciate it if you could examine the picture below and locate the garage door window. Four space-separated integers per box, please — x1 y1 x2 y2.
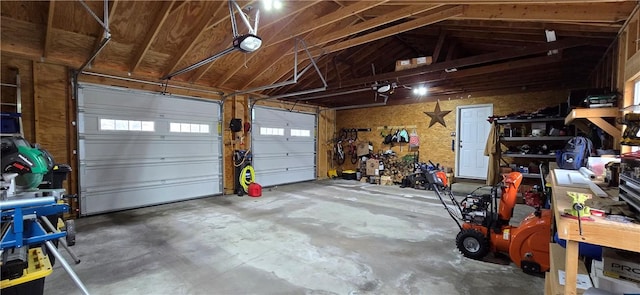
291 129 311 137
260 127 284 136
170 122 210 134
100 118 155 132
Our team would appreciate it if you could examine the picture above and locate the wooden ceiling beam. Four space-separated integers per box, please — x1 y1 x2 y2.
432 30 447 63
302 4 444 54
43 0 56 58
241 16 359 90
320 6 463 55
461 3 636 23
162 2 226 77
210 5 306 85
265 0 391 49
265 5 459 91
336 37 589 88
385 0 629 4
294 54 565 100
440 19 621 33
170 0 191 16
130 1 175 74
193 1 324 85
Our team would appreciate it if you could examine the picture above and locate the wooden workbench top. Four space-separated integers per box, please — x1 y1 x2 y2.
550 171 640 252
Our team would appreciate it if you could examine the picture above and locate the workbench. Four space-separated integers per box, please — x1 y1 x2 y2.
548 170 640 295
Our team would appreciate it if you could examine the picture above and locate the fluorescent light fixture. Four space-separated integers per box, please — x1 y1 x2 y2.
234 34 262 53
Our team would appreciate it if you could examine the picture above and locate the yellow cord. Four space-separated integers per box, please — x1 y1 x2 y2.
239 165 255 192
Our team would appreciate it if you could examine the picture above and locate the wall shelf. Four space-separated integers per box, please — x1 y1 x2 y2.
564 107 621 144
501 136 573 142
502 153 556 159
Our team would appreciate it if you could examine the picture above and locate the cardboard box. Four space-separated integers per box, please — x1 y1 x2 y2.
411 56 433 67
357 142 369 157
603 247 640 283
395 59 411 71
366 159 379 176
592 260 640 294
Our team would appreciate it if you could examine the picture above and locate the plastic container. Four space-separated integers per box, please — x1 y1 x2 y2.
39 164 72 189
248 182 262 197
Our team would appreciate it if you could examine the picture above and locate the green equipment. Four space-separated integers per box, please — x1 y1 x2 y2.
1 135 88 294
1 136 53 189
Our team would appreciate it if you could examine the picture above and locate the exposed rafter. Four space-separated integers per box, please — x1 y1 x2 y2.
1 0 636 109
265 0 391 48
163 1 229 77
460 3 635 22
130 1 176 73
43 0 56 58
188 0 325 84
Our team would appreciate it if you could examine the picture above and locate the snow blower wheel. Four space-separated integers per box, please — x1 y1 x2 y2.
456 229 489 260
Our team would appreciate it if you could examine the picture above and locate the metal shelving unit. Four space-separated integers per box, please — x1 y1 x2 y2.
494 117 569 179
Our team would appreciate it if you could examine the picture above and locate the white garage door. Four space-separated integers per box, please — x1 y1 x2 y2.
252 106 316 187
77 84 222 215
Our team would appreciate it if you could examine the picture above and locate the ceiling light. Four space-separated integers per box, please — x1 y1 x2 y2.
545 29 558 55
413 86 428 96
376 84 391 93
263 0 282 11
233 34 262 53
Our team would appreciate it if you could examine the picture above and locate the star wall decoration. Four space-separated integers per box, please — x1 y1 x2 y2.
424 101 451 128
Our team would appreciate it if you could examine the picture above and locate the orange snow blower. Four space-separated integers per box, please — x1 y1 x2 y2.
427 170 551 274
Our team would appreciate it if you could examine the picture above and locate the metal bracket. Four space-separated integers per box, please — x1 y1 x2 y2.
229 38 327 98
161 0 261 80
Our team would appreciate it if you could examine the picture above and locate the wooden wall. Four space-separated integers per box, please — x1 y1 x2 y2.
598 5 640 153
336 90 567 174
1 55 75 194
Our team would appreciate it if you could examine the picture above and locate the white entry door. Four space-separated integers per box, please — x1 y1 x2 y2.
456 104 493 179
77 84 222 215
251 106 316 187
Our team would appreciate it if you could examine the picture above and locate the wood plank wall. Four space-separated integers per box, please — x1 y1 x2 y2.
602 5 640 153
1 56 75 194
336 90 567 174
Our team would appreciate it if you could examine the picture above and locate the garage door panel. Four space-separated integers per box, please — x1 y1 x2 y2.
257 168 315 183
82 140 218 160
80 88 217 117
252 107 316 187
81 180 217 215
81 160 220 188
78 84 222 215
249 140 313 154
253 156 315 170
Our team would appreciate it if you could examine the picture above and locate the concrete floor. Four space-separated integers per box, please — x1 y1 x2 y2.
44 179 543 295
